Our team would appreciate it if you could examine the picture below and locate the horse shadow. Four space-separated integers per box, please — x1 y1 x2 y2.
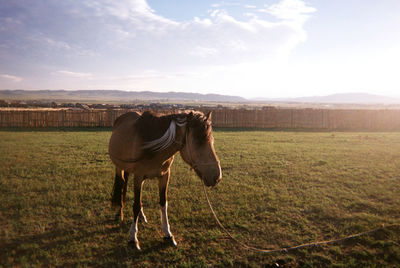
1 216 177 266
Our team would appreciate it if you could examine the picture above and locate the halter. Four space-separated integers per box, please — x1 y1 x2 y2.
182 123 220 171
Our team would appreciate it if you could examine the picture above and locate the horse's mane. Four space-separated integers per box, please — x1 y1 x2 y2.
136 110 212 153
187 111 212 145
136 111 186 152
136 111 176 142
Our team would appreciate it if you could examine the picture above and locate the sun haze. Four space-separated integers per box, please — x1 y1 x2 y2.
1 0 399 99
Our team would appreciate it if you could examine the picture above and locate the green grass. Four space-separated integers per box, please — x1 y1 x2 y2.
1 129 399 267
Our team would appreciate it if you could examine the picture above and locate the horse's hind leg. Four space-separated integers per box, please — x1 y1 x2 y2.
129 176 144 250
158 171 177 246
111 168 129 221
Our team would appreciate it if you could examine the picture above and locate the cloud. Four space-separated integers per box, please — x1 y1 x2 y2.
1 0 315 65
190 46 219 57
0 17 22 32
265 0 316 22
55 70 92 78
211 2 253 8
29 34 72 51
83 0 178 32
0 0 317 96
0 74 22 82
108 0 314 65
243 12 258 19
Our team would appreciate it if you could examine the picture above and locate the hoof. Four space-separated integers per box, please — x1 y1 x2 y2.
128 240 141 251
163 235 177 247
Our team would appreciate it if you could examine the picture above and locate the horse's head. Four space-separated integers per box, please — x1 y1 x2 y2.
180 111 222 187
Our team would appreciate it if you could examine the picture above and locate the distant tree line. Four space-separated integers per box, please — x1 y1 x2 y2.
0 99 224 111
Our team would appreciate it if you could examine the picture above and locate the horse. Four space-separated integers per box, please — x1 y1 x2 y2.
108 110 222 250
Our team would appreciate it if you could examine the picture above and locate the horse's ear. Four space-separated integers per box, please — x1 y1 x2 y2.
186 111 194 121
205 111 212 122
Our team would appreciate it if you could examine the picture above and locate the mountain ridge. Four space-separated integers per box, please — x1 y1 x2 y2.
253 93 400 104
0 89 246 102
2 90 400 104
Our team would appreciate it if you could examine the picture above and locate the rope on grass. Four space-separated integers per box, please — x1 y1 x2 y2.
202 183 400 254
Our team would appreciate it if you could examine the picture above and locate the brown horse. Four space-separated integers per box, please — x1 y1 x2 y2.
108 110 222 250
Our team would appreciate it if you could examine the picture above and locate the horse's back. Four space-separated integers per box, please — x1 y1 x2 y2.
113 111 141 128
109 112 142 170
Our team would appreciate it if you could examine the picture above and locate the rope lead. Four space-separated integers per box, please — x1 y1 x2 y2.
202 182 399 254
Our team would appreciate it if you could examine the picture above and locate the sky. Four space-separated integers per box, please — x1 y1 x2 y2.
0 0 399 99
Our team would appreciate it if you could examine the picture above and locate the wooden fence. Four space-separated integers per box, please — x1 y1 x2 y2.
0 110 127 128
1 108 400 130
212 108 400 130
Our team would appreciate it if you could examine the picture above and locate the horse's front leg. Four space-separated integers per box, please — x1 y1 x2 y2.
128 176 144 250
158 171 177 246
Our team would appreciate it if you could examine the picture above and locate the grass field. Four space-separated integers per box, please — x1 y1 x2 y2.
1 129 399 267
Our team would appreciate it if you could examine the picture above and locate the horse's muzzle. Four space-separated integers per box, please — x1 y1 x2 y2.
193 162 222 187
203 172 222 187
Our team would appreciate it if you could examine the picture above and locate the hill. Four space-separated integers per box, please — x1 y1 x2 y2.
254 93 400 104
0 90 246 103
